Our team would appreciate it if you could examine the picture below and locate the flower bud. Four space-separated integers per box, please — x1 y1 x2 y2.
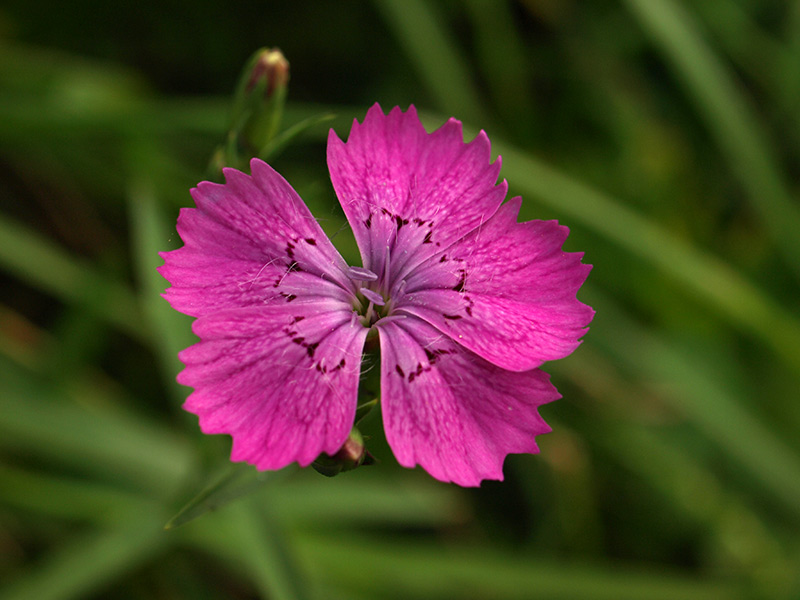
210 47 290 176
312 427 374 477
244 48 289 99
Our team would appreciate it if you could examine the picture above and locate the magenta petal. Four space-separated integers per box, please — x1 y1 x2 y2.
159 159 354 318
327 104 506 284
397 198 593 371
179 305 368 469
378 317 558 487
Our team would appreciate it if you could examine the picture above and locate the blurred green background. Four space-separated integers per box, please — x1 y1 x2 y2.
2 0 800 598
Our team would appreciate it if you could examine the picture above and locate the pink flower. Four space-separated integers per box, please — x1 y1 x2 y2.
159 104 593 486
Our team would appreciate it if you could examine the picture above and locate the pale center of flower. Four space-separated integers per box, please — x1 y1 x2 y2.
347 266 397 327
359 287 385 306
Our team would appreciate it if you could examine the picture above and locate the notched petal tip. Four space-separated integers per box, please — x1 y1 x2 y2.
379 319 559 487
248 156 269 172
326 127 344 149
178 306 368 472
398 191 594 371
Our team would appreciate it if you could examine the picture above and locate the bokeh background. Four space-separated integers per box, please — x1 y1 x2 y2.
2 1 800 598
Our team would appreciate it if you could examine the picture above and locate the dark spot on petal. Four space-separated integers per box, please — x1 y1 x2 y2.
305 238 316 245
395 215 404 230
381 207 392 216
407 363 425 382
452 274 466 292
412 217 425 226
364 214 373 229
280 292 297 302
286 241 295 259
439 255 448 263
422 231 433 244
424 348 436 363
395 365 405 378
444 314 462 320
292 337 306 345
306 342 320 358
405 363 426 383
315 363 326 373
333 358 346 371
293 316 305 322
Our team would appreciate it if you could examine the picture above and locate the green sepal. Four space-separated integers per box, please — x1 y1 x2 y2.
208 47 290 177
311 427 374 477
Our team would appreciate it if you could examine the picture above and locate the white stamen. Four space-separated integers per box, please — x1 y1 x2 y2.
382 245 391 288
347 266 379 281
360 287 385 306
374 314 407 327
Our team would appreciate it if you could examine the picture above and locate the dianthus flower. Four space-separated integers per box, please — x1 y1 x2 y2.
159 104 593 486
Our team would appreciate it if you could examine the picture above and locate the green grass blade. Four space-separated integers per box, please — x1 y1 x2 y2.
0 358 193 497
462 0 532 129
692 1 787 92
372 0 487 125
779 2 800 115
590 291 800 521
258 112 337 162
0 214 147 342
297 534 748 600
269 473 466 528
228 499 316 600
126 174 195 401
0 510 168 600
624 0 800 275
0 463 156 525
164 464 280 530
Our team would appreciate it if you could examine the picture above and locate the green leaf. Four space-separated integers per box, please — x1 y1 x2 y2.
0 214 146 343
0 357 193 498
295 533 749 600
126 172 195 403
258 112 336 162
182 498 317 600
462 0 532 129
229 499 316 600
0 509 169 600
589 291 800 521
267 474 466 528
165 463 286 530
0 463 155 525
624 0 800 277
373 0 488 126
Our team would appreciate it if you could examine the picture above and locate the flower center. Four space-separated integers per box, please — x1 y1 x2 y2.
347 266 394 327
